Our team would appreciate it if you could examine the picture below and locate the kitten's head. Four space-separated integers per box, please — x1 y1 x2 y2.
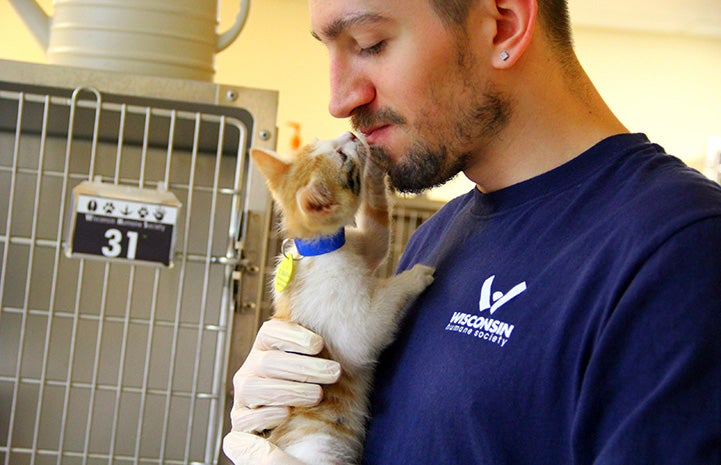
251 132 368 239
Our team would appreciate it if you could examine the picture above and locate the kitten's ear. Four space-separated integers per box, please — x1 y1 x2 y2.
250 148 290 185
297 179 335 216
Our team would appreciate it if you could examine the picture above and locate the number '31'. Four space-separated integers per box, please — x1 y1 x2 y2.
102 228 139 259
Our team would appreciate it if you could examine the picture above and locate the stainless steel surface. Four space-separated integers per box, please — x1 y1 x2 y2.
0 59 277 465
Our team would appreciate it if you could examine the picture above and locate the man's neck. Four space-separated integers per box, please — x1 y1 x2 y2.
466 56 628 193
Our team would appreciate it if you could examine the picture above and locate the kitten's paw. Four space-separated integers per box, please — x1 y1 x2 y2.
409 264 435 288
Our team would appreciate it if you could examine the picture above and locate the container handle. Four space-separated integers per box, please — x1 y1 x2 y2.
217 0 251 52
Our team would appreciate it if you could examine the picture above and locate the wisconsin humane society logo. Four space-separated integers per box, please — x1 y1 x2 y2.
444 275 526 347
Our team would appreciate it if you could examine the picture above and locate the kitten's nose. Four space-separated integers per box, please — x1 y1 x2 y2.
339 132 356 144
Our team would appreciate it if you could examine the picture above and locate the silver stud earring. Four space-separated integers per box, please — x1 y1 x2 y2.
500 51 510 61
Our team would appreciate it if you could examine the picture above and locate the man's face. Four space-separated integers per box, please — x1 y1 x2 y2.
309 0 511 193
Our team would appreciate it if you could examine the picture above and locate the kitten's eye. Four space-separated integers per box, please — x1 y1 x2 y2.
337 149 348 162
359 41 386 56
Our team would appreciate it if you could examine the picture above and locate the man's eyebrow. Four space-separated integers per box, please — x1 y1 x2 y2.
311 13 387 42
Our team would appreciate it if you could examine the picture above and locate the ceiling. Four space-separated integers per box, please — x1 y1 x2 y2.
569 0 721 39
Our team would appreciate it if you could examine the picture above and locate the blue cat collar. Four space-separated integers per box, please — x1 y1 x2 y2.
294 229 346 256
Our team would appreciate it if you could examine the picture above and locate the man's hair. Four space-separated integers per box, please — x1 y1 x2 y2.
429 0 574 54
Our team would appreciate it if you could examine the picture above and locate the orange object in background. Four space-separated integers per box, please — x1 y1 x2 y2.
288 121 302 151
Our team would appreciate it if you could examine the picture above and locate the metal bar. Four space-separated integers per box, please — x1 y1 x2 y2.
42 86 85 465
208 120 249 461
56 257 85 465
0 165 242 197
1 377 219 399
139 106 151 188
183 110 217 462
156 107 182 463
107 102 134 465
133 268 162 463
226 122 248 265
192 116 225 463
114 103 128 184
107 264 135 465
158 112 201 463
28 94 52 465
5 448 206 465
131 105 158 464
80 263 112 465
84 88 103 181
164 110 177 186
1 305 229 331
72 87 107 465
2 91 25 465
6 447 209 465
0 89 248 128
0 236 243 267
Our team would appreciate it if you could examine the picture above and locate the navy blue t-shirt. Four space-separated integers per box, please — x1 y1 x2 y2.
362 134 721 464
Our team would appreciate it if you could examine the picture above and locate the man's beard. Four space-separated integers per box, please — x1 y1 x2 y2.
367 143 466 194
352 88 511 194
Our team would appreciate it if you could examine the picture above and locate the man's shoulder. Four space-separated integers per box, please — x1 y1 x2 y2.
609 149 721 227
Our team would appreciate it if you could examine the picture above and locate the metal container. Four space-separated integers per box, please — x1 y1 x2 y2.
9 0 251 81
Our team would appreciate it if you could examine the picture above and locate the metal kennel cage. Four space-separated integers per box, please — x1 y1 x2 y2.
0 59 278 465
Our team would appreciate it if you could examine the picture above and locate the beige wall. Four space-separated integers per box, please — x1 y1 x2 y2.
2 0 720 200
574 26 721 173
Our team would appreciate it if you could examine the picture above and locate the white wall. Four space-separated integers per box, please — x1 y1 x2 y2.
1 1 720 200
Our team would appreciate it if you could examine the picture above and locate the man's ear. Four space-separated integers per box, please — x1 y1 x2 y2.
491 0 537 68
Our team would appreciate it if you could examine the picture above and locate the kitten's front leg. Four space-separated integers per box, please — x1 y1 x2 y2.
362 152 389 212
367 264 435 351
356 155 391 270
384 264 435 308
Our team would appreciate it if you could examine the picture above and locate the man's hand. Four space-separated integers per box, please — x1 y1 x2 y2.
223 319 341 464
223 431 306 465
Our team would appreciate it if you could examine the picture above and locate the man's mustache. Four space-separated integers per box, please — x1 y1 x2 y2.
351 107 406 132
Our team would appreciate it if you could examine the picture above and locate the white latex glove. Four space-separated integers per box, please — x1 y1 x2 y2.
223 430 305 465
225 319 341 464
224 320 340 464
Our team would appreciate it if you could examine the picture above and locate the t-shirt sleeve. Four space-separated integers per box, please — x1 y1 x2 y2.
572 216 721 464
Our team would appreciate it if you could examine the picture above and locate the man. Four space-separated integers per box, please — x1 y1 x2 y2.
224 0 721 463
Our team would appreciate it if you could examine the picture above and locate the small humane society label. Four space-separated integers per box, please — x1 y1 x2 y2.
69 194 178 266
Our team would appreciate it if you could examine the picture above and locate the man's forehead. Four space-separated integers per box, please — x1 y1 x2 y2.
312 12 389 42
309 1 403 41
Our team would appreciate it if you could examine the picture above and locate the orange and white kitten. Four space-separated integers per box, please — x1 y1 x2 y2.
250 132 435 464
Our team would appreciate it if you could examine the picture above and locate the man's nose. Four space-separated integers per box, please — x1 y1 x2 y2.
328 57 375 119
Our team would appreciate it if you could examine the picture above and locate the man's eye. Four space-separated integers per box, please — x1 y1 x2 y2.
360 41 386 56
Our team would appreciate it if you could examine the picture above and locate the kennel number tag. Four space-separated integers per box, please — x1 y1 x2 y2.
66 181 181 267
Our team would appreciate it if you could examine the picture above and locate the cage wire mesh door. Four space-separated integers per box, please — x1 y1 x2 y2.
0 74 274 465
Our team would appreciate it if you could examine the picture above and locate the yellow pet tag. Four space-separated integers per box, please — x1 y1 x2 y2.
275 253 295 292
